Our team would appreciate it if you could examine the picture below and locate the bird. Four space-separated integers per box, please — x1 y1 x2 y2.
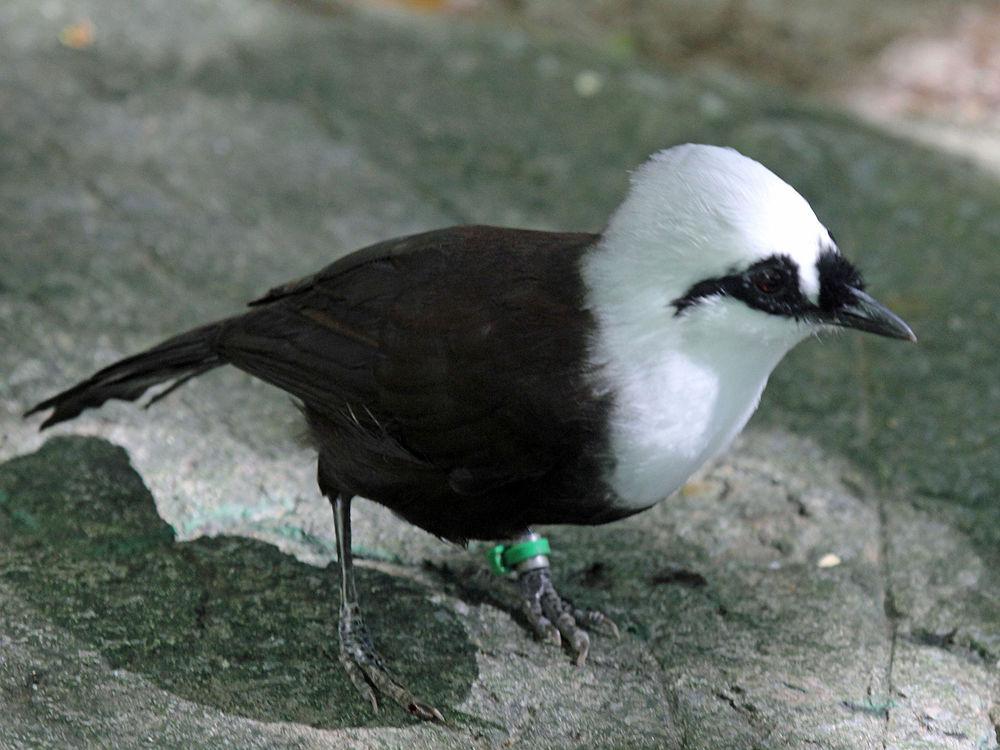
25 143 916 721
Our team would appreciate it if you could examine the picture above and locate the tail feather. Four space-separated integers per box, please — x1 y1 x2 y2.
25 320 229 429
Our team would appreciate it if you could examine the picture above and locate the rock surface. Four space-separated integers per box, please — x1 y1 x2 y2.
0 1 996 748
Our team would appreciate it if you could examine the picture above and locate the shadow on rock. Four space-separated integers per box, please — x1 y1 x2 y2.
0 436 476 728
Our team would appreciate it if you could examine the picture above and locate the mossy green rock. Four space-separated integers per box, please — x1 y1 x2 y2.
0 436 475 729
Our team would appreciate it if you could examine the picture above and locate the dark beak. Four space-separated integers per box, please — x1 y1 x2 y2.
829 287 917 342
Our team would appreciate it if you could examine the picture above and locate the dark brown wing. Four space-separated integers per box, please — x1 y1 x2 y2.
216 226 603 498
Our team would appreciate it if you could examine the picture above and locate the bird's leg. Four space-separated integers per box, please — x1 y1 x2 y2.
507 531 620 666
331 495 443 722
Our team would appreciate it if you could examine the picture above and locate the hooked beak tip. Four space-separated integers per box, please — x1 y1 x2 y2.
832 287 917 343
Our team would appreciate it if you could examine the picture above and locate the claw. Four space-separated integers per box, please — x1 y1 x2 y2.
548 626 562 647
574 607 621 640
410 701 446 723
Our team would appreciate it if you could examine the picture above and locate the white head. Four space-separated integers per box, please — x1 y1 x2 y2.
586 144 914 351
583 144 914 510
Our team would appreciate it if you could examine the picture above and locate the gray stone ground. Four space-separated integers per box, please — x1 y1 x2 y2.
0 1 996 748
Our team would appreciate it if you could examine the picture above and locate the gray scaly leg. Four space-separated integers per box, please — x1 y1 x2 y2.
332 495 443 721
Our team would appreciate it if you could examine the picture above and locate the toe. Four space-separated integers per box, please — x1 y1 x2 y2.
339 653 380 713
554 610 590 665
514 565 614 664
522 597 561 646
371 670 444 723
540 589 590 664
339 613 442 721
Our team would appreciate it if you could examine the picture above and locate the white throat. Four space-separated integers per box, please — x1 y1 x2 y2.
582 240 807 510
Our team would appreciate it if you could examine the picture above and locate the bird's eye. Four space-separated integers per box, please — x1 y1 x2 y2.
753 268 785 295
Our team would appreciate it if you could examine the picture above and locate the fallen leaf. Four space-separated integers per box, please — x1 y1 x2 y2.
59 20 95 50
817 553 842 568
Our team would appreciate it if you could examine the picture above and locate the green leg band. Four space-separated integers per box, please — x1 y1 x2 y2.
486 532 551 575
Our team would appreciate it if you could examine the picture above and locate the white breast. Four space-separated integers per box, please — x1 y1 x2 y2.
593 332 776 510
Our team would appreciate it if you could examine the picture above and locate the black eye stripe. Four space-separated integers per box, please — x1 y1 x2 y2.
672 254 812 319
672 249 866 322
671 275 742 315
816 249 863 310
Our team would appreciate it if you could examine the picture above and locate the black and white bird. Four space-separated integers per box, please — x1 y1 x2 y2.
26 144 915 720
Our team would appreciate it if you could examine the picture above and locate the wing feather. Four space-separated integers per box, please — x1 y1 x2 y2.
219 226 600 494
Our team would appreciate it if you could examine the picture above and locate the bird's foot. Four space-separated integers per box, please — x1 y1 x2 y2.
338 604 444 722
517 566 620 666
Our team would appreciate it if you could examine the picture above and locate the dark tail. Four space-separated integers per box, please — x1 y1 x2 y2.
25 320 230 429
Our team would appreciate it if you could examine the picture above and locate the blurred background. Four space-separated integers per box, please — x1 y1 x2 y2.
51 0 1000 174
345 0 1000 170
